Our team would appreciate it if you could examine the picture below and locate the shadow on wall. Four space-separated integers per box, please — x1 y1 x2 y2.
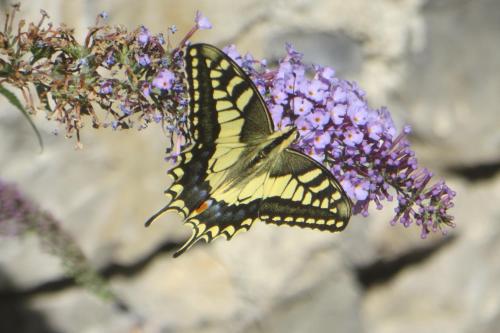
0 270 61 333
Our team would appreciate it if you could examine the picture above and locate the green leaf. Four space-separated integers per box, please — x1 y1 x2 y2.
0 85 44 152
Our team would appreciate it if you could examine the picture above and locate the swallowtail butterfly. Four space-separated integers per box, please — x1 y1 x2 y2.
146 44 352 257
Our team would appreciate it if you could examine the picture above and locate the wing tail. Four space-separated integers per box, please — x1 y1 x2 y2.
145 191 189 227
172 219 209 257
173 227 199 257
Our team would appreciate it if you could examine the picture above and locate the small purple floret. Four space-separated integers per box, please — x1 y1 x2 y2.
138 54 151 67
98 81 112 95
152 69 175 91
195 11 212 30
137 26 151 47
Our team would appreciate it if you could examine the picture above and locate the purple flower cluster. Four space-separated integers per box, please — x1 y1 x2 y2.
223 44 455 237
2 6 214 146
92 23 191 134
0 178 114 300
0 180 35 235
3 5 454 237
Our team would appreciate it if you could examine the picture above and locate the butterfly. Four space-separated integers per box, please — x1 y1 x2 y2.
146 43 352 257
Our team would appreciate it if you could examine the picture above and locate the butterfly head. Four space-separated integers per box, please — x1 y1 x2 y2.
256 126 297 161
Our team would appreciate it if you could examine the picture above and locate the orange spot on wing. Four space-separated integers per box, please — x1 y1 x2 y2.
195 200 210 214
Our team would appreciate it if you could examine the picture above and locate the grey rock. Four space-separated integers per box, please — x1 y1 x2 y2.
111 223 364 332
392 0 500 168
27 289 138 333
363 174 500 333
0 0 498 332
0 234 64 290
0 110 184 289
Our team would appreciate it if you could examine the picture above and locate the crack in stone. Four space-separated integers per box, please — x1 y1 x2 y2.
354 235 456 289
0 239 183 300
447 161 500 182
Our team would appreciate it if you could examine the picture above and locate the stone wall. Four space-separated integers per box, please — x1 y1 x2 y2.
1 0 499 332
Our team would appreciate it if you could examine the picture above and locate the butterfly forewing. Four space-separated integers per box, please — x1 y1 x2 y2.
186 44 273 144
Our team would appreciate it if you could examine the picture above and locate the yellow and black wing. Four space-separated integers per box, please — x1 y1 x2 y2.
146 44 351 257
146 44 273 256
259 149 351 231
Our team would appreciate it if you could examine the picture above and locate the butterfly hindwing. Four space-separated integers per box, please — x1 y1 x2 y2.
259 149 351 231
